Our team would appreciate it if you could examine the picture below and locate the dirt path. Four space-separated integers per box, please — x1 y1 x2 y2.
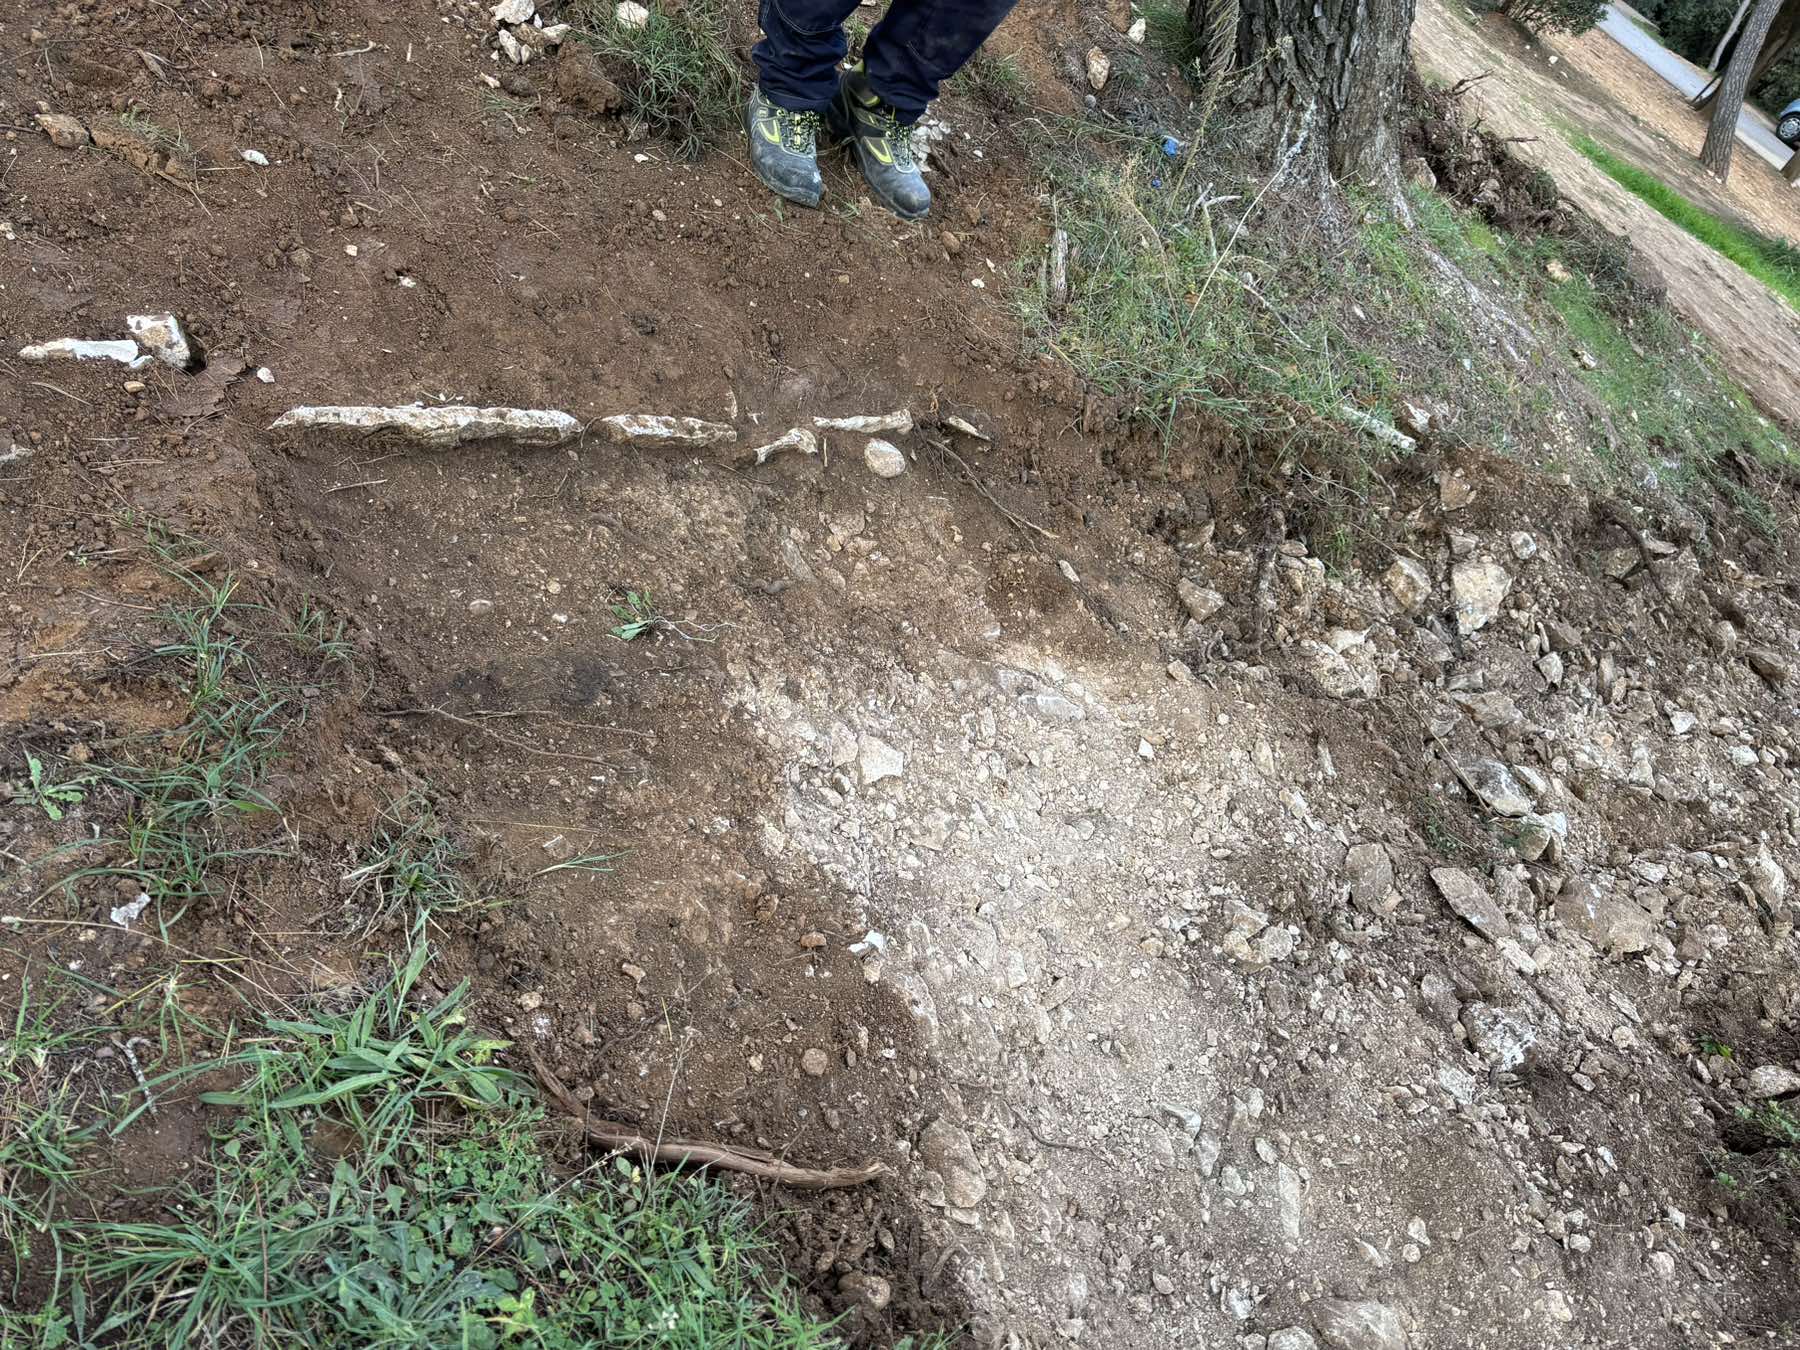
5 1 1800 1346
1413 0 1800 424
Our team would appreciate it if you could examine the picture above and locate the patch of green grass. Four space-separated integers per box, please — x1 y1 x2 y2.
1569 133 1800 309
24 525 348 929
20 943 853 1349
575 0 744 158
1533 239 1793 521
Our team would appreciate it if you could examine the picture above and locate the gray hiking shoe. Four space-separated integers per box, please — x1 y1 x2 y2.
745 88 823 208
827 64 930 221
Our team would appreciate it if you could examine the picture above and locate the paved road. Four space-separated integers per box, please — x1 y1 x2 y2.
1595 4 1793 169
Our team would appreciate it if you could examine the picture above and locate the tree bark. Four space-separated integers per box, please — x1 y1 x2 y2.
1701 0 1785 180
1785 146 1800 181
1186 0 1417 185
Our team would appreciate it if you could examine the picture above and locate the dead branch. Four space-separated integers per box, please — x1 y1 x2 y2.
529 1047 891 1191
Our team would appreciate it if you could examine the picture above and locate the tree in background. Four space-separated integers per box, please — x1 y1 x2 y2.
1700 0 1787 178
1692 0 1800 108
1186 0 1415 183
1496 0 1607 36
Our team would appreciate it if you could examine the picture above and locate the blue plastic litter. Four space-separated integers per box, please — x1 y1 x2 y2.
1161 136 1182 157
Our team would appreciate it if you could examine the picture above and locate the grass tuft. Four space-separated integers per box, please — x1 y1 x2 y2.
576 0 744 158
1570 134 1800 310
341 793 494 936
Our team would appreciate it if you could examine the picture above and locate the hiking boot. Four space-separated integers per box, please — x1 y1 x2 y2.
827 64 930 221
745 87 823 208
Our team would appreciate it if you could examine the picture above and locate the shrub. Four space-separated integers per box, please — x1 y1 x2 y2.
1498 0 1608 36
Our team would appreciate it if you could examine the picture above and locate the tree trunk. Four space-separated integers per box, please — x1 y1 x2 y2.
1186 0 1417 185
1785 146 1800 181
1701 0 1785 180
1712 0 1754 69
1695 0 1800 108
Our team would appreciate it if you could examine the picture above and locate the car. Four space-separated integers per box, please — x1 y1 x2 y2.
1778 96 1800 147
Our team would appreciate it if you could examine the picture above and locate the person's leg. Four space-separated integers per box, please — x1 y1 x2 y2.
746 0 863 207
752 0 865 113
862 0 1021 123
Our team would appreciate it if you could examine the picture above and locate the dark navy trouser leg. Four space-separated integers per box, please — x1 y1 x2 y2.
753 0 1020 122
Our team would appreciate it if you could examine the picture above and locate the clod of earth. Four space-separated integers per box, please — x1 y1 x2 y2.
814 409 914 434
600 413 738 448
35 111 89 147
271 403 582 448
864 438 908 478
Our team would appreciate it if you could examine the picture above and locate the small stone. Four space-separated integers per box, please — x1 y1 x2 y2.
1536 652 1565 687
1747 648 1790 687
1151 1271 1174 1295
1450 561 1511 636
919 1117 986 1209
1432 867 1512 941
1300 639 1373 699
1086 47 1111 90
1177 577 1225 622
799 932 826 949
1546 259 1572 283
837 1272 891 1311
864 438 907 478
1270 1331 1320 1350
1457 757 1533 817
801 1047 830 1077
35 112 89 148
1452 689 1520 730
1555 880 1653 956
125 313 195 371
1127 15 1147 41
1439 472 1475 511
491 0 535 23
1510 531 1538 560
1461 1000 1537 1072
1383 557 1430 613
1747 1064 1800 1099
517 991 543 1011
468 598 495 615
601 413 736 448
615 0 650 27
1669 709 1698 736
240 147 270 166
1748 847 1788 908
859 736 905 784
620 961 647 984
1313 1298 1408 1350
1345 842 1395 912
1019 691 1084 721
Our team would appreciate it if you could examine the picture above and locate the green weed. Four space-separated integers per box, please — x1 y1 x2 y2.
33 944 851 1348
949 48 1028 109
575 0 744 158
10 756 91 823
1569 134 1800 309
609 589 664 641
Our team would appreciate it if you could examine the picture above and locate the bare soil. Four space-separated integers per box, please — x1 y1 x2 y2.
4 1 1800 1347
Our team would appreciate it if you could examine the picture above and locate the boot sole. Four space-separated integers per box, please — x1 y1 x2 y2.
743 104 823 208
